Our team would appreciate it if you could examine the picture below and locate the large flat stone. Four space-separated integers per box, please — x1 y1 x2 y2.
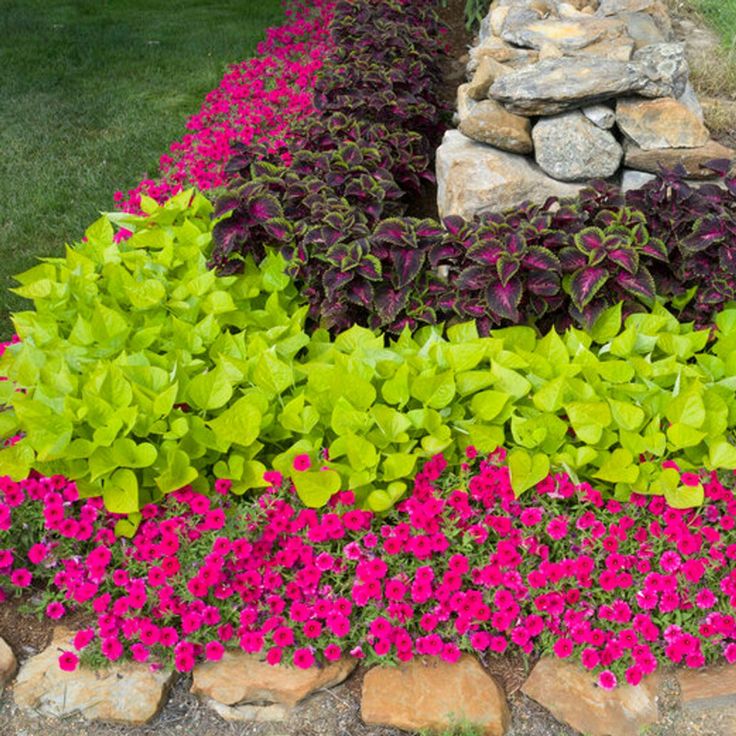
533 110 622 180
501 16 625 51
361 655 510 736
436 130 585 220
522 657 661 736
488 43 687 115
616 97 710 149
459 100 533 154
13 628 173 724
191 652 356 708
624 139 736 178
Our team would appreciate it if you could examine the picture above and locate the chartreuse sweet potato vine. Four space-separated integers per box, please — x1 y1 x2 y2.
2 192 736 516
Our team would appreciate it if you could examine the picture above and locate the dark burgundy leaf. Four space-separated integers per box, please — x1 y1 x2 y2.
569 266 609 310
523 245 560 272
617 267 656 302
496 254 520 287
574 227 605 253
374 286 409 323
391 248 425 289
607 248 639 274
526 271 561 297
485 279 522 322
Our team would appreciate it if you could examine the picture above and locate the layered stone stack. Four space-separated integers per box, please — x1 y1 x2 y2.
437 0 735 219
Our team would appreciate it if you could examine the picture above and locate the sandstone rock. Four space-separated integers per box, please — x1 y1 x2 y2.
624 139 735 178
0 637 17 690
459 100 533 153
621 168 656 191
678 81 704 121
616 97 709 149
522 657 661 736
583 103 616 128
191 652 356 708
469 38 539 74
466 57 509 100
457 84 479 123
489 43 686 115
677 664 736 712
13 628 173 724
207 699 290 723
436 130 585 219
538 41 563 59
501 17 625 52
361 655 510 736
533 111 622 180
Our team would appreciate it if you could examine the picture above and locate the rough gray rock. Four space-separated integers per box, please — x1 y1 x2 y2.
583 103 616 128
501 16 625 52
436 130 585 220
488 43 687 115
678 81 704 121
459 100 533 154
621 10 665 47
621 168 656 191
533 111 623 181
631 43 688 98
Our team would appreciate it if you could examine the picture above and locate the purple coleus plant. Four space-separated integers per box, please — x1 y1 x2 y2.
626 162 736 323
560 213 668 323
455 220 561 324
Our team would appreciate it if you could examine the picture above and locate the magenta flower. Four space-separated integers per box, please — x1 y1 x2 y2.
58 651 79 672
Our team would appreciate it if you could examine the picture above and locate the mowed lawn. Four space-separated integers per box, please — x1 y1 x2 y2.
0 0 284 338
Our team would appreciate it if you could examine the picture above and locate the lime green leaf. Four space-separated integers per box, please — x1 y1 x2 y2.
293 469 341 508
608 399 645 431
383 452 418 481
508 449 549 497
590 302 622 343
187 367 233 411
207 398 262 447
593 448 639 483
470 390 509 421
667 422 706 449
707 439 736 469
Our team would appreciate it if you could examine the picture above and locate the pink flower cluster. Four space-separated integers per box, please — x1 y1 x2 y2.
114 0 334 214
2 452 736 687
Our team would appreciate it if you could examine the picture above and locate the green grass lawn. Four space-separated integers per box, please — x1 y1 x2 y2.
696 0 736 49
0 0 284 339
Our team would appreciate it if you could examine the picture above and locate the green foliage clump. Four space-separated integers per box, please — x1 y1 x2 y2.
0 191 308 512
3 191 736 515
